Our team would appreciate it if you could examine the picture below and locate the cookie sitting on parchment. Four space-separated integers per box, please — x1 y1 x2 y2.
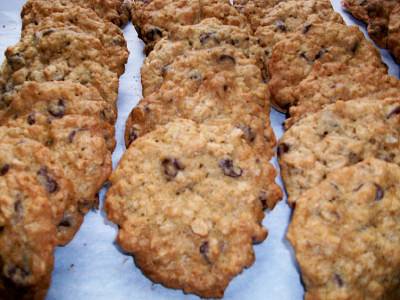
0 169 56 300
287 158 400 299
278 98 400 206
106 119 280 298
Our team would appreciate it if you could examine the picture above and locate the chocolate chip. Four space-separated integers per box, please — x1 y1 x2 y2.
37 167 58 193
199 241 211 264
374 184 384 201
27 113 35 125
218 54 236 65
145 27 163 42
315 48 327 60
348 152 361 164
162 158 185 180
303 23 312 34
219 159 242 178
41 29 55 36
275 20 286 32
68 130 77 143
14 199 23 217
237 124 256 142
299 51 312 63
127 128 139 146
277 143 290 156
259 191 268 208
48 99 65 118
351 41 359 53
387 106 400 118
334 273 344 287
0 164 10 176
199 32 217 45
58 214 73 228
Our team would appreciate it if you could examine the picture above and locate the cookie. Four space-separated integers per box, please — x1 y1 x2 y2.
285 62 400 127
254 0 342 76
388 4 400 63
278 99 400 206
232 0 285 31
106 119 280 298
287 158 400 299
22 0 130 27
141 18 265 96
21 6 128 76
0 169 56 300
126 46 276 162
131 0 249 52
0 136 79 245
268 22 386 112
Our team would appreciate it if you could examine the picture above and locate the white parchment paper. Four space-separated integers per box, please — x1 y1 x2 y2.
0 1 398 299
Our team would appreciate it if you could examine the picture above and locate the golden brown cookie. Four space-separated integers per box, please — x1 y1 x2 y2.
287 158 400 299
107 119 280 298
278 99 400 206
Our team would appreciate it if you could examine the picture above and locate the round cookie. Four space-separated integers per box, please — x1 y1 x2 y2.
131 0 249 52
254 0 343 72
0 136 78 245
106 119 280 298
21 0 130 27
126 46 276 162
21 6 128 76
141 18 265 96
0 169 56 300
278 99 400 206
268 22 386 112
285 62 400 127
287 158 400 299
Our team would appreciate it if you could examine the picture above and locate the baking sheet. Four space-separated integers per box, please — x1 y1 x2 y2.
0 1 398 299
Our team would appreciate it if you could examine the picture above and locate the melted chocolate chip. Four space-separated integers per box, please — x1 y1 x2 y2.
315 48 327 60
199 241 211 264
275 20 287 32
334 273 344 287
37 167 58 193
218 54 236 65
145 27 163 42
237 125 256 142
162 158 185 180
387 106 400 118
27 113 35 125
277 143 290 156
374 184 384 201
0 164 10 176
48 99 65 118
219 159 243 178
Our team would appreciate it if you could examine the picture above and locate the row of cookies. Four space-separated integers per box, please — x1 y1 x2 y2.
105 0 283 298
231 0 400 298
343 0 400 63
0 0 129 298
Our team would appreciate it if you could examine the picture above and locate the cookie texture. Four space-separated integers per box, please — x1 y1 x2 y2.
141 18 265 96
0 169 56 300
107 119 280 298
22 0 130 27
285 62 400 127
131 0 249 52
287 158 400 299
268 22 386 111
278 99 400 206
125 46 277 162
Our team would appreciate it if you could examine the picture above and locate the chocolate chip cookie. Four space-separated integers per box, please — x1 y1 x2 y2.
131 0 249 52
106 119 280 298
22 0 130 27
268 22 386 112
0 169 56 300
285 62 400 127
287 158 400 299
278 99 400 206
141 18 265 96
126 46 276 162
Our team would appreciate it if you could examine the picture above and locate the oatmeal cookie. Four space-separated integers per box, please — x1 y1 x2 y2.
268 22 386 112
126 46 276 161
0 169 56 300
285 62 400 127
131 0 249 52
22 0 130 27
106 119 280 298
141 18 265 96
287 158 400 299
278 99 400 206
